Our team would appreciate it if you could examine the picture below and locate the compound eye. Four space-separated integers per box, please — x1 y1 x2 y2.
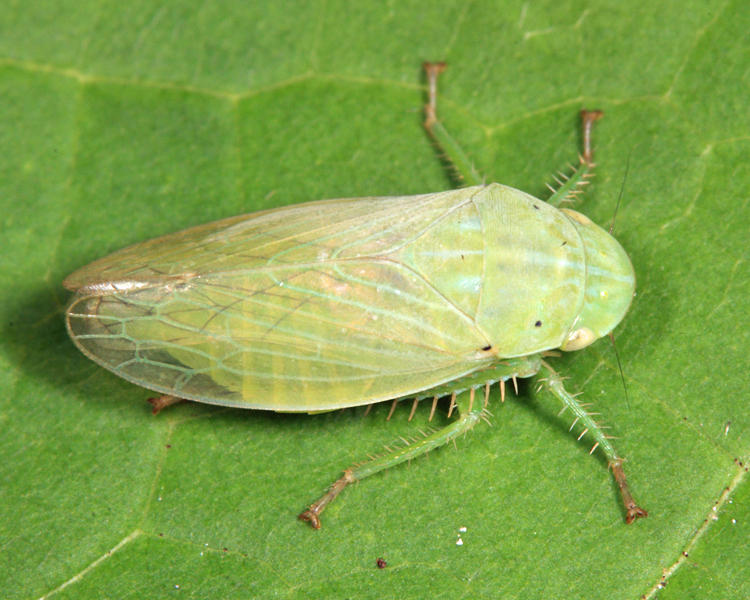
561 327 596 351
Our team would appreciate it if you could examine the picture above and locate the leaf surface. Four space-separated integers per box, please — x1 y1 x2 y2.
1 1 747 598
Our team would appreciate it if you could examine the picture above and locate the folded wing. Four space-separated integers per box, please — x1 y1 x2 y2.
66 189 495 410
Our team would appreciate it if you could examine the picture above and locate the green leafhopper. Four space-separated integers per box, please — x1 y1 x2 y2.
64 62 646 528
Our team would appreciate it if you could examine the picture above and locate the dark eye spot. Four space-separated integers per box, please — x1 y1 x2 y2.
481 345 492 351
535 321 542 327
561 241 567 246
533 204 540 210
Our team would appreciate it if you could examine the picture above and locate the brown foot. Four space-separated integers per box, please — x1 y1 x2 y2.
611 460 648 523
580 109 603 164
147 394 183 415
298 470 355 530
422 61 447 131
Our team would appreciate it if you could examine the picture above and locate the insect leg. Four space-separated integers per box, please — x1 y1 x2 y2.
147 394 183 415
422 62 483 187
546 110 603 208
539 360 647 523
298 388 486 529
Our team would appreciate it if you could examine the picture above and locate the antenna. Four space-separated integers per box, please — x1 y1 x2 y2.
609 152 631 235
608 332 630 410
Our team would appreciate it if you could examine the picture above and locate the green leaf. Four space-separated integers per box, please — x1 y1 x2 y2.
1 1 747 598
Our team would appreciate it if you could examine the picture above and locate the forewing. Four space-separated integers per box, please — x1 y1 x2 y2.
66 189 494 410
65 189 476 288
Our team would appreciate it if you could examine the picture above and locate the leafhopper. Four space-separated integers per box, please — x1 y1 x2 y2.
64 63 647 528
